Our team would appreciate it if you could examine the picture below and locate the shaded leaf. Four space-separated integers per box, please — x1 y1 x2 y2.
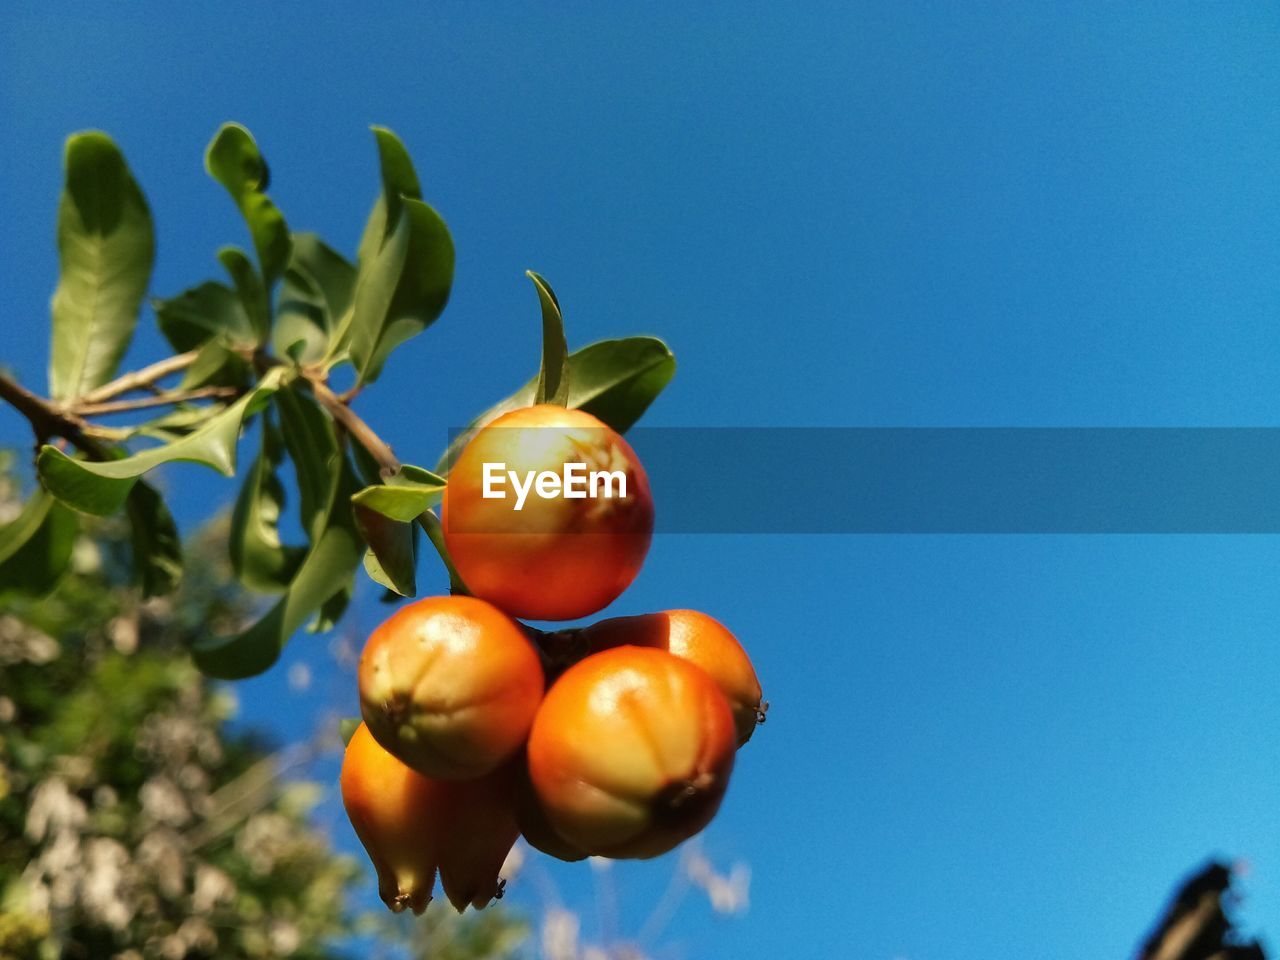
218 246 269 343
178 341 251 391
49 132 155 401
275 384 338 541
350 466 443 597
230 415 305 593
38 368 284 516
193 455 364 679
361 541 413 596
310 577 354 633
437 336 675 472
153 281 255 353
0 489 78 597
125 480 182 597
273 234 357 364
338 717 361 745
529 271 569 406
205 123 291 287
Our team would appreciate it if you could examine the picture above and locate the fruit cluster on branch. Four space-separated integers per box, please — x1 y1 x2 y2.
342 406 765 914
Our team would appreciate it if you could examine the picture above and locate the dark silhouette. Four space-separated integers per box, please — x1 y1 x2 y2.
1138 862 1265 960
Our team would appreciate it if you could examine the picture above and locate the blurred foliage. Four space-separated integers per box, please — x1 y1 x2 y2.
0 459 528 960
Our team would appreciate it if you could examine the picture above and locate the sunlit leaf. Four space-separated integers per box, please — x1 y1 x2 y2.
351 467 445 521
153 281 256 353
344 201 454 385
530 271 569 406
332 128 453 384
37 368 284 516
125 480 182 598
230 414 305 593
205 123 291 287
49 132 155 401
437 336 675 472
0 489 78 597
355 126 422 269
193 455 364 679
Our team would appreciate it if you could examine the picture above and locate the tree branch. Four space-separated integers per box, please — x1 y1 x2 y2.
0 370 112 459
304 374 401 476
69 385 238 417
76 350 200 404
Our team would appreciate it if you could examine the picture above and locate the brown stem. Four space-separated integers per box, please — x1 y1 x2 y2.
304 373 401 475
70 385 238 416
75 350 200 404
0 370 111 459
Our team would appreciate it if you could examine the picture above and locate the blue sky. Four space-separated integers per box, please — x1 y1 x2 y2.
6 3 1280 957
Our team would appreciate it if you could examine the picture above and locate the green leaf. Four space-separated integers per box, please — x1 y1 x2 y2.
345 200 454 385
230 415 305 593
37 368 284 516
204 123 291 287
193 455 364 679
350 466 444 598
530 271 569 406
153 281 256 353
436 336 676 472
0 490 78 597
333 128 453 384
275 384 338 541
361 541 413 596
351 467 445 521
310 578 354 633
355 126 423 270
338 717 361 745
48 131 155 401
125 480 182 598
273 234 357 364
218 246 269 343
178 341 251 391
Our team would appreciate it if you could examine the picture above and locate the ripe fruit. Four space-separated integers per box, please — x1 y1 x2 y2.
526 646 736 859
342 723 521 914
340 723 442 914
507 749 588 863
582 609 764 747
435 765 523 912
442 404 654 621
359 596 544 779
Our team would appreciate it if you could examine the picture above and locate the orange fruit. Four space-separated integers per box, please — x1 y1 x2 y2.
583 609 764 746
340 723 442 914
443 404 654 621
526 646 736 859
359 596 544 779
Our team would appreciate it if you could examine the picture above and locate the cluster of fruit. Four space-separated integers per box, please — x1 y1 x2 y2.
341 405 764 914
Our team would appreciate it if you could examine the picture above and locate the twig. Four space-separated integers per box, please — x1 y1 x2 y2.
70 385 238 416
75 350 200 404
304 374 401 475
0 370 111 459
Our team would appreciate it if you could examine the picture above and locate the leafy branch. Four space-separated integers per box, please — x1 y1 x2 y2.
0 121 675 681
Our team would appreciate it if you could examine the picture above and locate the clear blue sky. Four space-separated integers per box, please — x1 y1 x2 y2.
6 3 1280 957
